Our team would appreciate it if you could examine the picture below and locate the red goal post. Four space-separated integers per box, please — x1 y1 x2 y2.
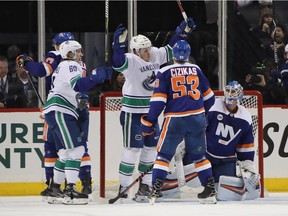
100 90 264 198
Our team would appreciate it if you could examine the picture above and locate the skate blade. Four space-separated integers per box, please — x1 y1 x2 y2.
62 197 89 205
133 195 150 203
42 196 48 203
47 197 63 204
198 196 217 204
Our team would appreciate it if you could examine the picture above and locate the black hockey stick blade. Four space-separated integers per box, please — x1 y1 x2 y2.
108 165 153 204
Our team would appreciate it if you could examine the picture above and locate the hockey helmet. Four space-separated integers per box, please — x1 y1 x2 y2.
224 81 243 105
130 34 152 52
172 40 191 62
53 32 75 46
59 40 82 59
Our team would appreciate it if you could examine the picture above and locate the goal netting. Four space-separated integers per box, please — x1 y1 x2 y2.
99 91 264 198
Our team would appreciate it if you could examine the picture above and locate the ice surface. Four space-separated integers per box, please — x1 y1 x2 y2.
1 193 288 216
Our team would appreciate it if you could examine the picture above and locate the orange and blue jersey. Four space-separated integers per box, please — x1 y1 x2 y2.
147 62 215 123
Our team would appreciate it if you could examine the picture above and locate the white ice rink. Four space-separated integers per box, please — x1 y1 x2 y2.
1 193 288 216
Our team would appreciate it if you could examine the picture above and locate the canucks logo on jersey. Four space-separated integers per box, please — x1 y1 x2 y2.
142 71 156 91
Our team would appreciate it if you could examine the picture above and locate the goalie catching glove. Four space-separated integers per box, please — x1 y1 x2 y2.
176 17 197 38
112 24 128 50
16 54 33 72
141 115 155 136
237 160 260 192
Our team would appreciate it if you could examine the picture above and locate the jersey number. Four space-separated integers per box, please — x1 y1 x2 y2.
171 76 200 100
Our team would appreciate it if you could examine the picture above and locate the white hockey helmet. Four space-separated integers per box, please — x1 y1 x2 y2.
130 34 152 52
224 80 243 105
59 40 82 59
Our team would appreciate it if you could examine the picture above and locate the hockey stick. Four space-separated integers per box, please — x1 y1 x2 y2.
108 165 153 204
174 141 186 187
104 0 109 65
27 72 44 106
176 0 188 20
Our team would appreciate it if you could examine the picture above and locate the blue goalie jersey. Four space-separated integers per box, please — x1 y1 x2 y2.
206 98 255 161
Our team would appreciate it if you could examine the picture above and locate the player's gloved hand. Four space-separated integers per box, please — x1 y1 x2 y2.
281 68 288 88
176 17 197 38
90 66 112 84
141 114 155 136
77 93 89 110
112 24 128 49
238 160 260 192
16 54 33 72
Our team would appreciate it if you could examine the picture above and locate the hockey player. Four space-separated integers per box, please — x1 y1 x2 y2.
42 40 111 204
141 40 216 204
112 18 197 202
16 32 96 196
162 81 261 201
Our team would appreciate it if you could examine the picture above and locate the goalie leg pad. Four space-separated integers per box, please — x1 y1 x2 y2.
217 175 246 201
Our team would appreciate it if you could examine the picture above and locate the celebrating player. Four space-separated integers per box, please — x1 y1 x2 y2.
112 17 197 202
162 81 261 201
42 40 111 204
16 32 109 197
141 40 216 204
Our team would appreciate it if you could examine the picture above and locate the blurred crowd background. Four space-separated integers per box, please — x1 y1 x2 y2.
1 0 288 108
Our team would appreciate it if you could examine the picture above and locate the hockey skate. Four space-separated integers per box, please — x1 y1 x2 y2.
81 175 92 195
47 182 64 204
40 180 50 202
149 178 164 205
63 183 89 205
197 177 217 204
118 185 128 199
133 181 151 203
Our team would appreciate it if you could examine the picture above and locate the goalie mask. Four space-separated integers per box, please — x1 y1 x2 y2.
53 32 75 47
130 34 152 52
173 40 191 62
59 40 82 60
224 81 243 105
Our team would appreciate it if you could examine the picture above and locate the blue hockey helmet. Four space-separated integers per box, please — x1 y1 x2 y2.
172 40 191 62
53 32 75 46
224 81 243 105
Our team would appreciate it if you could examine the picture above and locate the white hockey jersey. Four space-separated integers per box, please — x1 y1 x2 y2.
43 60 83 118
113 46 172 113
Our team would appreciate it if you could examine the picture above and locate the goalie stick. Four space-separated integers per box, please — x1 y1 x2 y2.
108 165 153 204
174 141 186 188
176 0 188 20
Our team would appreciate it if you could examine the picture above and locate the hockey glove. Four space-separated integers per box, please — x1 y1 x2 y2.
141 115 155 136
90 66 112 84
175 17 197 38
238 160 260 192
112 24 128 49
77 93 89 110
16 54 33 72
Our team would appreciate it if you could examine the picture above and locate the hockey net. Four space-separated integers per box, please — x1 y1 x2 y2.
99 90 264 198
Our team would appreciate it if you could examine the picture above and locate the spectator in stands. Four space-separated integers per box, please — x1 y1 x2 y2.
242 61 287 104
110 71 125 92
16 68 38 108
0 55 26 108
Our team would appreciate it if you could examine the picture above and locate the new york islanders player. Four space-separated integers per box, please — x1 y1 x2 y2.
112 18 196 202
42 40 111 204
162 81 261 201
141 40 216 204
